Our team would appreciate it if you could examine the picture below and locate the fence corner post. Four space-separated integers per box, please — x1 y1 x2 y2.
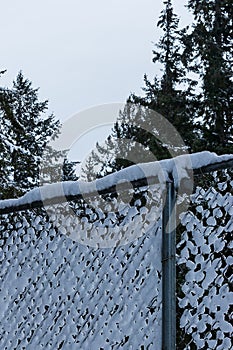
162 180 176 350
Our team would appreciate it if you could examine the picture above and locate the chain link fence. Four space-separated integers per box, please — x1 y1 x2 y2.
176 168 233 350
0 163 232 349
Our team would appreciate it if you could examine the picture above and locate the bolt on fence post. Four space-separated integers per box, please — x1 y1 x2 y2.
162 179 176 350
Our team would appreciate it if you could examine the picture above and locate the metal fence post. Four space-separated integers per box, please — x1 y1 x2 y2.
162 180 176 350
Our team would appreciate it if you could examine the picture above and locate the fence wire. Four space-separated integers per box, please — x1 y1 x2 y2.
177 168 233 350
0 168 232 349
0 185 163 350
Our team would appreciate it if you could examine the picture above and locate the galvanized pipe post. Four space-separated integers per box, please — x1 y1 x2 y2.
162 180 176 350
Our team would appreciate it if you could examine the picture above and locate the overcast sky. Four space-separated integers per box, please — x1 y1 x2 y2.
1 0 191 120
1 1 192 164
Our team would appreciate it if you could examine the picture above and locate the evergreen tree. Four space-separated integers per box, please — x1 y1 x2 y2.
0 71 12 198
82 0 232 181
182 0 233 154
129 0 198 152
82 0 197 180
62 158 79 181
80 149 105 181
0 72 77 199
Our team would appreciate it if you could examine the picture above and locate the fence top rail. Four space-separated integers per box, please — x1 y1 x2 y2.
0 151 233 215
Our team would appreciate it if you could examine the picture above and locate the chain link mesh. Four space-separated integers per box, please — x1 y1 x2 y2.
0 168 232 349
0 185 163 350
177 168 233 349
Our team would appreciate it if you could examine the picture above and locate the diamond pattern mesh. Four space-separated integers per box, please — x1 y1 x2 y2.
0 186 163 350
177 168 233 350
0 168 232 349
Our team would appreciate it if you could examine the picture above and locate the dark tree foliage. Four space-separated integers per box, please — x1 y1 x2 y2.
62 158 79 182
82 0 232 182
129 0 199 153
182 0 233 154
81 0 198 180
0 72 77 199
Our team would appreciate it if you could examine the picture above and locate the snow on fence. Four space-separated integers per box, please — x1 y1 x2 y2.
0 152 232 350
176 167 233 350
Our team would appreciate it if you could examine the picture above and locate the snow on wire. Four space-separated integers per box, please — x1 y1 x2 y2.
0 151 232 349
0 151 233 214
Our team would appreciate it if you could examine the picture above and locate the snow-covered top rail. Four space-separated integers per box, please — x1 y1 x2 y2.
0 151 233 215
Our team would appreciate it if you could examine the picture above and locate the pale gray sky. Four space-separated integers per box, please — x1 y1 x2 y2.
1 0 192 164
1 0 191 121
